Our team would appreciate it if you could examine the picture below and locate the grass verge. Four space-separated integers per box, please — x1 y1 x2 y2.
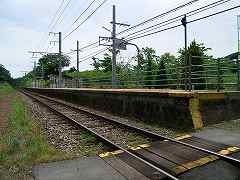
0 83 14 97
0 93 72 179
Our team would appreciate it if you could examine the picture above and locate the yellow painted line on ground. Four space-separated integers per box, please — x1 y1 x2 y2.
173 146 240 175
175 134 192 141
99 135 193 158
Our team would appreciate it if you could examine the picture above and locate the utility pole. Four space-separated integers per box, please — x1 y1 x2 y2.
58 32 62 88
237 15 240 90
77 40 80 71
49 32 62 88
112 5 117 87
28 51 47 88
34 61 37 88
181 14 188 91
99 5 130 88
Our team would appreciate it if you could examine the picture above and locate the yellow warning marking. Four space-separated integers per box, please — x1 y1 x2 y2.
100 135 193 158
139 144 151 148
99 152 111 158
111 150 124 155
189 98 204 129
173 146 240 175
168 92 195 98
175 134 192 141
198 93 225 100
99 143 151 158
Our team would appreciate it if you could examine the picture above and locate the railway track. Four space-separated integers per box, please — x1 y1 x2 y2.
21 90 240 180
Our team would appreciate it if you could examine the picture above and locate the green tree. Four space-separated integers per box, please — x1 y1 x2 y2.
92 52 112 73
141 47 157 88
179 40 210 90
159 53 180 88
37 54 71 80
0 64 11 82
155 60 167 88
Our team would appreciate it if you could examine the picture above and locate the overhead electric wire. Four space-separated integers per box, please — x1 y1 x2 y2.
127 24 182 41
50 0 73 31
123 0 231 40
48 0 65 29
187 4 240 24
70 0 234 63
36 0 65 51
117 0 199 35
126 4 240 41
63 0 108 40
72 0 199 52
80 48 109 63
57 0 76 27
72 0 98 25
78 41 99 51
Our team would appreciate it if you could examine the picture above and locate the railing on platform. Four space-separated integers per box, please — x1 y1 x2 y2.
31 56 240 91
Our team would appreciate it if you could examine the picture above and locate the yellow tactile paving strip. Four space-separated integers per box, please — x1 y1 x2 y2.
99 135 240 175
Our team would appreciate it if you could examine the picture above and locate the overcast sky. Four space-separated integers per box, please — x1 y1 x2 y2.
1 0 239 78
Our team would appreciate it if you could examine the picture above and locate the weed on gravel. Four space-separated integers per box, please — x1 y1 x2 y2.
0 96 72 180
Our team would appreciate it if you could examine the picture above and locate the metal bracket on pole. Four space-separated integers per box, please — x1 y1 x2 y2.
99 36 112 46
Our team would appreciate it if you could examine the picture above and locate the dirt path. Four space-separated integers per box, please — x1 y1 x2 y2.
0 94 14 135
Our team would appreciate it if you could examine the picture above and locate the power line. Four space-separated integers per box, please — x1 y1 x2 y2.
81 48 108 59
72 0 98 25
188 4 240 24
123 0 231 39
50 0 73 31
80 48 108 63
36 0 65 51
127 4 240 41
57 0 76 27
48 0 65 29
63 0 108 40
117 0 199 35
71 0 198 52
127 24 182 41
69 0 232 61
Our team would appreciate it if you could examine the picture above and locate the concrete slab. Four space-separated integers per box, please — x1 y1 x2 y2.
178 128 240 179
179 152 240 180
193 128 240 147
32 157 127 180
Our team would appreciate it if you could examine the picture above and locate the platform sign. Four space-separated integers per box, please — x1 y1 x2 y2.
99 36 127 50
115 39 127 50
99 36 112 46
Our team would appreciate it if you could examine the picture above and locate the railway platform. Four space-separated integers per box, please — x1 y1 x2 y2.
26 88 240 130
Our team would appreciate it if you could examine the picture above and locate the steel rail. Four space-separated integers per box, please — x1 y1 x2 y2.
21 90 179 180
24 89 240 168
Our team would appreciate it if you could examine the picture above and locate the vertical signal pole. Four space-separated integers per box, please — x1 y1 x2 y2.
77 40 80 71
237 15 240 90
182 14 188 91
58 32 62 88
34 61 37 88
112 5 117 88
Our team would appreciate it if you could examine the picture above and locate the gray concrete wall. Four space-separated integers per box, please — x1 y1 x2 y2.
26 88 240 130
26 88 194 130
